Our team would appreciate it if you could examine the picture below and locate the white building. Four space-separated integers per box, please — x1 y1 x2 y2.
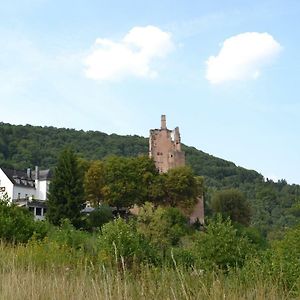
0 166 52 220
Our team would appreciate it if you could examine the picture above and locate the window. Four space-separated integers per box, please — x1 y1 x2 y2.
35 207 42 216
43 208 47 215
17 193 20 199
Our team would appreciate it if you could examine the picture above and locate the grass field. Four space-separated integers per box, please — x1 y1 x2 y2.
0 243 289 300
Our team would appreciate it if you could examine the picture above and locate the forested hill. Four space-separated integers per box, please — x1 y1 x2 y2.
1 122 300 234
0 122 261 186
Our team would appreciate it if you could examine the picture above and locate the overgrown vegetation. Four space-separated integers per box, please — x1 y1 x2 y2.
1 199 300 298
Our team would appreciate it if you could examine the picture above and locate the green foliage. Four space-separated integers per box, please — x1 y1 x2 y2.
102 156 139 209
84 160 105 207
136 202 189 253
84 204 113 231
47 148 85 228
102 156 158 209
0 198 48 243
99 218 157 265
192 215 254 270
161 166 199 209
267 224 300 288
46 219 97 254
211 189 251 225
236 225 268 250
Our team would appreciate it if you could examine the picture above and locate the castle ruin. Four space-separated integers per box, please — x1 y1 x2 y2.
149 115 204 224
149 115 185 173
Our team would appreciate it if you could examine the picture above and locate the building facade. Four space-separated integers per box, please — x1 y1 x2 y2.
0 166 52 220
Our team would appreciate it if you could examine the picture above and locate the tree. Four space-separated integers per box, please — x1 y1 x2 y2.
102 156 158 210
130 156 160 205
84 204 113 231
102 156 138 210
47 148 85 228
84 160 105 207
211 189 251 226
161 166 199 209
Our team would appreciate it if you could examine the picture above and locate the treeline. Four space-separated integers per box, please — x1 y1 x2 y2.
47 148 203 228
0 122 300 234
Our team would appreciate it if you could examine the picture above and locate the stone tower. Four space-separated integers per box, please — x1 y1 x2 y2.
148 115 204 224
149 115 185 173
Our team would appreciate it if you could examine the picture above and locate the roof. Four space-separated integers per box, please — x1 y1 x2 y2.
32 169 52 181
1 167 52 188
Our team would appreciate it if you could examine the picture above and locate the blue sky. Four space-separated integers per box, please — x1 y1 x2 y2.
1 0 300 183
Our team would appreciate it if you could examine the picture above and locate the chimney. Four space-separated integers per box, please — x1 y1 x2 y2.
35 166 39 180
161 115 167 129
27 168 31 179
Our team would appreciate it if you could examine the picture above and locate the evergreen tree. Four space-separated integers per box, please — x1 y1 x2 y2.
47 148 85 228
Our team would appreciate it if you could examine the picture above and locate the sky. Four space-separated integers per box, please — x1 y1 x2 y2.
0 0 300 183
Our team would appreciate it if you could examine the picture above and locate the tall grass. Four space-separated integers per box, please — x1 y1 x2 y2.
0 242 289 300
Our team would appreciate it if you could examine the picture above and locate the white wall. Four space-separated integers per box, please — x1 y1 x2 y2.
13 185 36 200
0 169 14 201
35 180 49 201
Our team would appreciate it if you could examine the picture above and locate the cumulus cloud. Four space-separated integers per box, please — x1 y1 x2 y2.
205 32 282 84
84 26 174 81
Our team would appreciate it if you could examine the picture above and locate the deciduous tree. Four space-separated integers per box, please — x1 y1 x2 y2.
211 189 251 226
84 160 105 207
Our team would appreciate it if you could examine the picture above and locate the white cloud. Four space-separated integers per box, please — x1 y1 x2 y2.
205 32 282 84
83 26 174 81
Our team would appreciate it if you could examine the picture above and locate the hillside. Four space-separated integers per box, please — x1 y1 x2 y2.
0 122 262 185
0 122 299 234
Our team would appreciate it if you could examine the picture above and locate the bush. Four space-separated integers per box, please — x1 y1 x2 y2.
0 199 48 243
192 215 254 270
84 204 113 231
46 219 98 256
98 218 158 266
136 202 189 252
266 224 300 289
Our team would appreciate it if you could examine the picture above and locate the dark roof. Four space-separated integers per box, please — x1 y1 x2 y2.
1 168 52 188
32 169 52 181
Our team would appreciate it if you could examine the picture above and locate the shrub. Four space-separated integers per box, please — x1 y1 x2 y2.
84 204 113 231
0 198 48 243
192 215 254 270
46 219 98 255
136 202 189 253
266 224 300 290
98 218 158 266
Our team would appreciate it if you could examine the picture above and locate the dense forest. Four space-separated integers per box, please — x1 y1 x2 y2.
0 122 299 236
